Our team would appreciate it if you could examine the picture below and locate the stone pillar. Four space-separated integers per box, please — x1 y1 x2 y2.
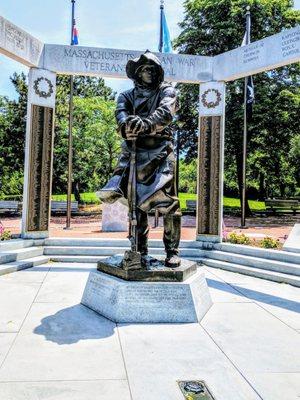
196 81 226 243
21 68 56 239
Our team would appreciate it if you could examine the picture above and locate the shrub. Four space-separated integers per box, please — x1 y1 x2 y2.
0 170 23 197
0 222 11 241
227 232 251 245
261 236 280 249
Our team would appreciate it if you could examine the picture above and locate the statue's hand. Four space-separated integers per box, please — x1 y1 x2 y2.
142 118 153 134
125 116 145 139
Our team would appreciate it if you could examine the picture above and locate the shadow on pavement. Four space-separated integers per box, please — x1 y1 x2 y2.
207 278 300 313
34 304 115 344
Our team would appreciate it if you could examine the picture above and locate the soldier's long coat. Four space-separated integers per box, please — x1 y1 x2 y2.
98 53 180 215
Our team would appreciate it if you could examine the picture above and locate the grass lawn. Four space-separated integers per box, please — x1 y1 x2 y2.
178 193 266 211
52 192 100 204
52 191 265 211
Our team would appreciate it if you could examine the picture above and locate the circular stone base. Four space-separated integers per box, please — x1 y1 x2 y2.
81 266 212 323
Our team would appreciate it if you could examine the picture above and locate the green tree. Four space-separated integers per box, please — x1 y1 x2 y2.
0 73 27 196
289 133 300 191
179 159 198 193
53 96 121 201
174 0 300 211
53 75 117 201
0 73 118 201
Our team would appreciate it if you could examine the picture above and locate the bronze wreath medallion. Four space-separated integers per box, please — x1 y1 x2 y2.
33 77 54 99
201 88 222 109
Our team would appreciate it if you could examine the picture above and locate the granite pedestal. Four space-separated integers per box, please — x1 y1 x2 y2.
81 258 212 323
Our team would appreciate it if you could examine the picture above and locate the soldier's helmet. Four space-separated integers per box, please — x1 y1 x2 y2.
126 50 164 88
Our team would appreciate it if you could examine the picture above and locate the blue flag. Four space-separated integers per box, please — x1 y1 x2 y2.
161 10 172 53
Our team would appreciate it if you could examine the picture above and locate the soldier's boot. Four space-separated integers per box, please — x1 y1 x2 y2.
163 214 181 268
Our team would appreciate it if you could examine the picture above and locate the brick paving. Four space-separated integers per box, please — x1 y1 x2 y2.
1 213 299 243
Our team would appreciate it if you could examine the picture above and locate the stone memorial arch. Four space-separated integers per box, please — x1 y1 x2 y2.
0 15 299 242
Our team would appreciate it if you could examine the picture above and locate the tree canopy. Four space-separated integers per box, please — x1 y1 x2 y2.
1 1 300 204
0 74 120 201
175 0 300 202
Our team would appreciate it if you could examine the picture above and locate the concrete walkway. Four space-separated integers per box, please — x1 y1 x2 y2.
0 262 299 399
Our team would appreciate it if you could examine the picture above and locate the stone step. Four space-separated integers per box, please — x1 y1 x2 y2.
200 258 300 288
44 238 203 249
0 256 50 276
0 239 35 252
44 239 300 264
50 255 107 263
44 238 131 248
0 246 44 264
0 239 45 251
202 250 300 276
215 242 300 265
44 246 205 258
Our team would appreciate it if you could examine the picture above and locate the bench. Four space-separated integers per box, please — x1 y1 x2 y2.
186 200 197 213
0 200 20 215
51 201 79 215
265 199 299 215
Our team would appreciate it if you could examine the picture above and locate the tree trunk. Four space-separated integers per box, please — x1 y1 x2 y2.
280 183 285 198
259 173 266 201
235 151 252 217
73 182 82 204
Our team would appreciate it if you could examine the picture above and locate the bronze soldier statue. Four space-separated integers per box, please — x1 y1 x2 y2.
99 51 181 268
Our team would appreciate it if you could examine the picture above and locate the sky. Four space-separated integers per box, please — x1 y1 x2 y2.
0 0 300 99
0 0 185 98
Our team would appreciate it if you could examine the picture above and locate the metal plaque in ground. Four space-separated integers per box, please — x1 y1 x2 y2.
178 381 216 400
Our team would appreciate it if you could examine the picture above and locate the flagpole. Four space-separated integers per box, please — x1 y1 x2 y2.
176 130 180 192
153 0 165 228
241 5 251 228
159 0 164 53
66 0 75 230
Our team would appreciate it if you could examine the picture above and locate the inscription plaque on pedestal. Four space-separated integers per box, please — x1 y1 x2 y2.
81 268 212 323
27 105 54 232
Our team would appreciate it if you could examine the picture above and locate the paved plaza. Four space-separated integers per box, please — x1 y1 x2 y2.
2 213 300 242
0 262 299 399
0 5 299 399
